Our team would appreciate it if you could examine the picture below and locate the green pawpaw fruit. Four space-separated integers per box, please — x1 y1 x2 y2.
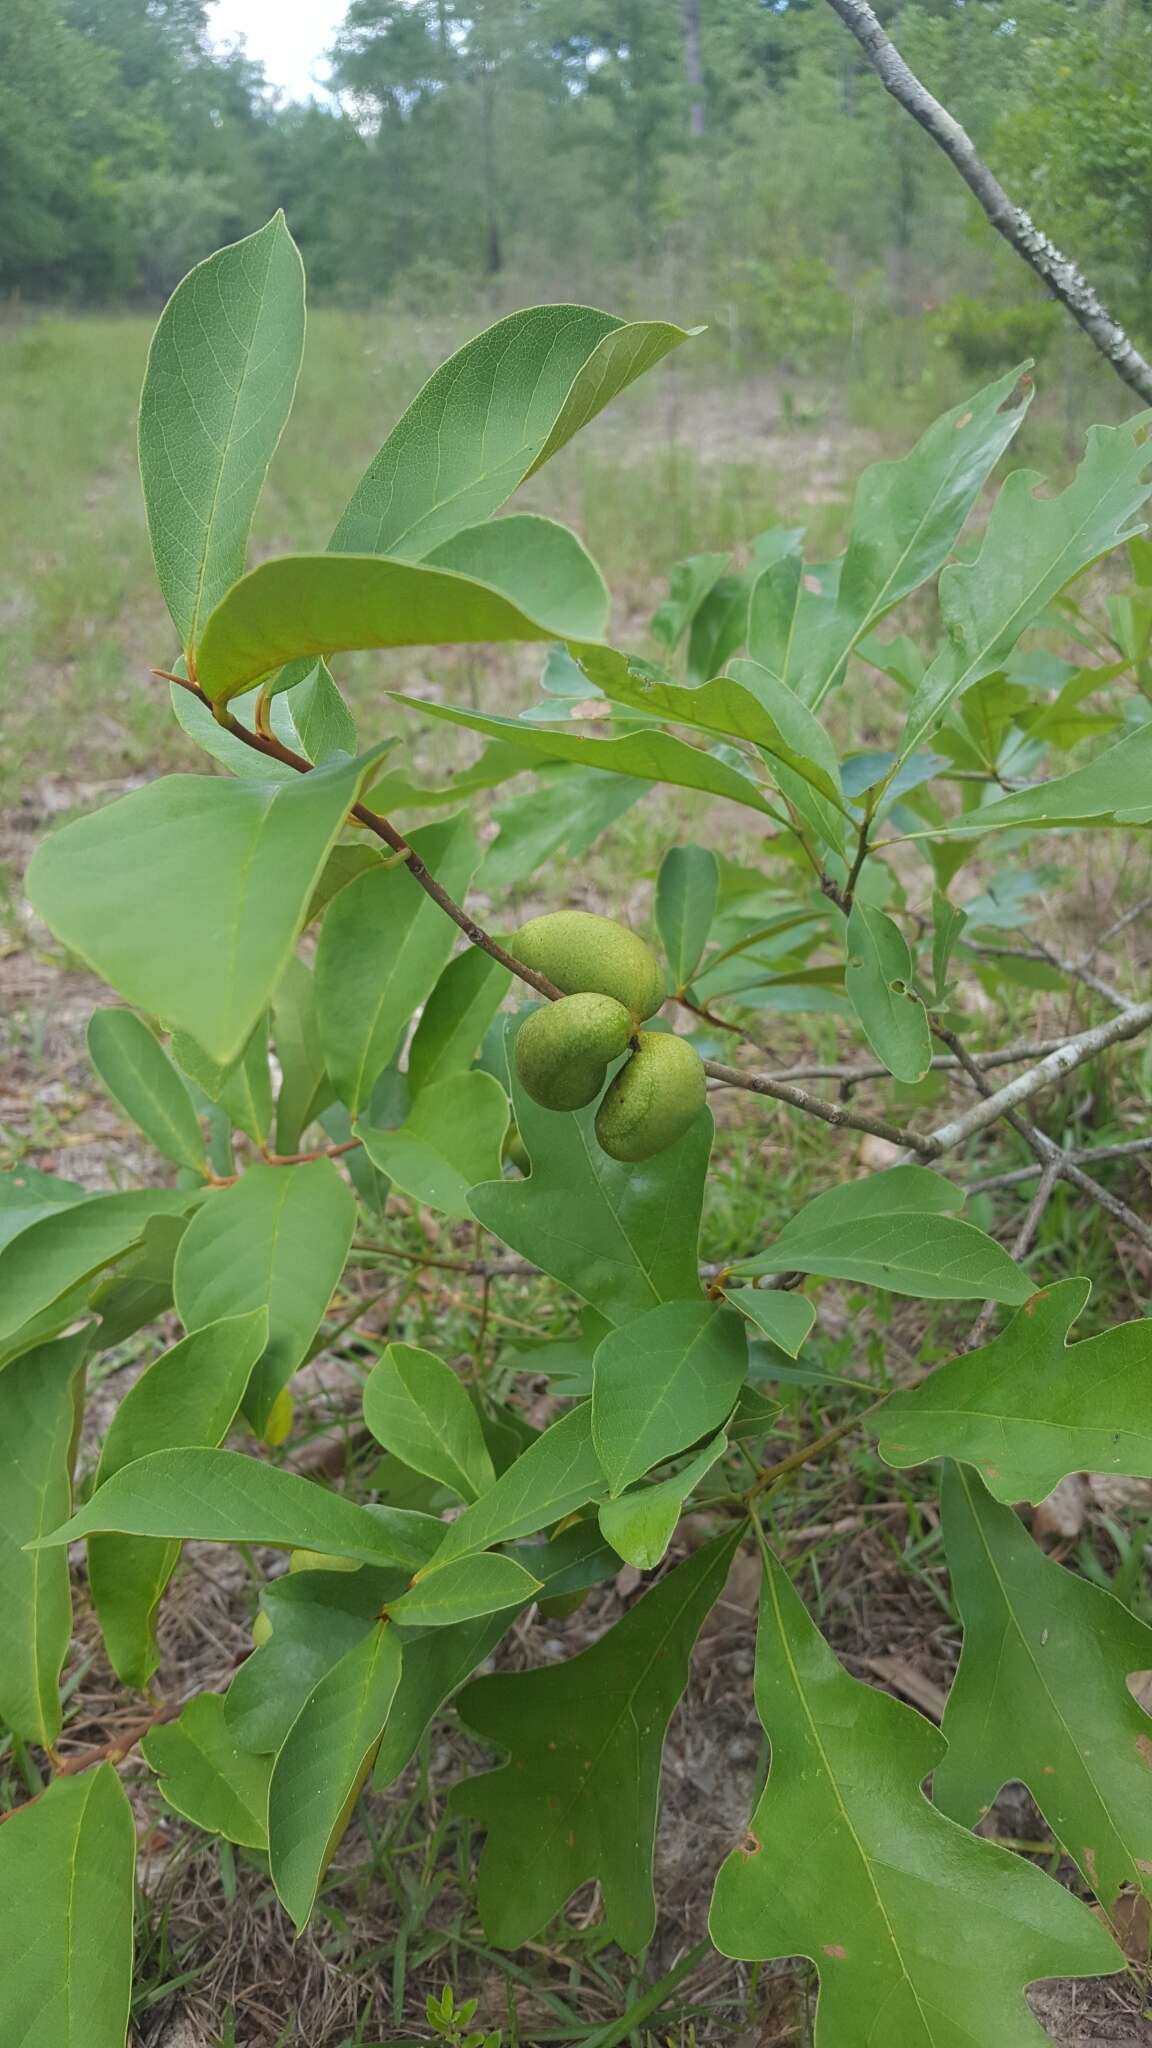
502 1122 531 1173
288 1548 362 1574
594 1030 706 1161
251 1608 273 1647
515 993 633 1111
513 911 664 1021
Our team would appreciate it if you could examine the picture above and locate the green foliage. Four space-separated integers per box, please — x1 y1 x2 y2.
879 1279 1152 1498
0 1768 136 2048
138 212 305 655
938 1463 1152 1911
11 229 1152 2043
709 1541 1120 2045
451 1532 740 1950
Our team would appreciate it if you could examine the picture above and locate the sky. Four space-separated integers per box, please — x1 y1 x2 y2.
206 0 346 102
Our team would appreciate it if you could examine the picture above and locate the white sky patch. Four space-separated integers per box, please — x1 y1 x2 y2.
206 0 346 103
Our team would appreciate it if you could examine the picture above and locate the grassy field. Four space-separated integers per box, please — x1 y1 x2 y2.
4 302 1152 2047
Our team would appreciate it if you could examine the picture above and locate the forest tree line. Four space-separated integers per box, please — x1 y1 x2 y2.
3 0 1150 351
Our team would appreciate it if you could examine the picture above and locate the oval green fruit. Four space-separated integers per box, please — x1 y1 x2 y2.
515 992 633 1111
594 1030 706 1162
251 1608 274 1647
513 911 664 1021
288 1548 362 1574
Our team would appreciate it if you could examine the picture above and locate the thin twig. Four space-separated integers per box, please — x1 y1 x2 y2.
921 1001 1152 1156
822 0 1152 403
702 1059 938 1155
936 1026 1152 1252
760 1036 1082 1085
968 1135 1152 1194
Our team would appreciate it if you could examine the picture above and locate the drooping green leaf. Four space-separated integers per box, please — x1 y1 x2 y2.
0 1188 190 1352
656 845 719 990
26 748 390 1065
86 1009 207 1173
197 532 608 703
269 1622 403 1929
407 949 511 1096
735 1166 1031 1303
142 1692 272 1849
428 513 609 632
0 1330 87 1744
938 1462 1152 1909
391 696 783 817
573 646 847 819
88 1311 268 1688
844 901 932 1084
328 303 693 559
452 1529 739 1951
0 1766 136 2048
173 1160 355 1430
389 1552 541 1627
724 1287 815 1358
598 1434 728 1570
358 1069 509 1220
879 1277 1152 1499
315 814 479 1116
902 418 1152 756
139 211 305 653
226 1567 406 1754
939 720 1152 837
430 1404 606 1566
797 365 1034 707
363 1344 496 1503
470 1017 709 1327
40 1447 442 1570
592 1300 748 1495
708 1542 1120 2043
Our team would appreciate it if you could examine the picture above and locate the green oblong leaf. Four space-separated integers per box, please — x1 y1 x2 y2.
269 1623 403 1929
173 1160 356 1431
0 1768 136 2048
656 845 719 990
139 210 305 654
88 1310 269 1688
391 695 782 818
25 747 390 1066
143 1692 272 1849
0 1329 87 1745
363 1343 496 1503
38 1446 442 1570
197 536 607 704
389 1552 541 1628
844 901 932 1084
591 1299 747 1496
329 303 693 559
87 1009 207 1173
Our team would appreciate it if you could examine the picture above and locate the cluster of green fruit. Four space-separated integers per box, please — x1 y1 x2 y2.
511 912 706 1162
